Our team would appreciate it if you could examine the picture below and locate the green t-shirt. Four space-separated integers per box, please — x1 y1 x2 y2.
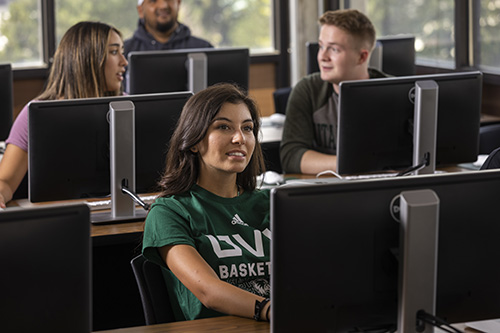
142 184 270 321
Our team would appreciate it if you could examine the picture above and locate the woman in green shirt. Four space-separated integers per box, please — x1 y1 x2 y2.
142 83 271 322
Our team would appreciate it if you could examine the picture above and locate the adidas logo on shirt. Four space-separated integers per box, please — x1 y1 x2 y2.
231 214 248 226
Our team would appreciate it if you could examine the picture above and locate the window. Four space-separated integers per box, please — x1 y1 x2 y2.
180 0 274 54
0 0 275 70
349 0 455 68
476 0 500 74
0 0 42 68
54 0 137 47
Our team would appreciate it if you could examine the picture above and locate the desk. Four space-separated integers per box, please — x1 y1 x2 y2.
95 316 487 333
6 166 477 331
97 316 270 333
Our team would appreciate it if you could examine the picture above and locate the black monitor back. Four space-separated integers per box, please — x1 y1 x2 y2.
127 47 249 94
0 63 13 141
337 71 482 175
378 35 416 76
28 92 192 202
0 204 91 332
271 169 500 332
306 35 416 76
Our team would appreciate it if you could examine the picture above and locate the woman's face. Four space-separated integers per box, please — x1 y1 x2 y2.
194 102 256 177
104 31 128 92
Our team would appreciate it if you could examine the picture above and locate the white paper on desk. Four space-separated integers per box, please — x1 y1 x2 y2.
466 319 500 332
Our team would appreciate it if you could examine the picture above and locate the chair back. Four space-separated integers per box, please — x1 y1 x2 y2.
481 146 500 170
479 123 500 155
130 254 176 325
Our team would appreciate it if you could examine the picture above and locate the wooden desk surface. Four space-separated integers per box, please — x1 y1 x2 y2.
91 221 143 238
7 198 145 238
96 316 270 333
95 316 485 333
8 166 471 239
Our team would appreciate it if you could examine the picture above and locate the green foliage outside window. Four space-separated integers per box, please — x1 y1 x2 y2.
351 0 455 67
0 0 40 66
0 0 272 68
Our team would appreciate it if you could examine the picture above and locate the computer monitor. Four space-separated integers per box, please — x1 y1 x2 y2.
28 91 192 202
377 35 416 76
337 71 482 175
0 204 91 332
0 63 13 141
271 169 500 332
306 35 416 76
127 47 249 94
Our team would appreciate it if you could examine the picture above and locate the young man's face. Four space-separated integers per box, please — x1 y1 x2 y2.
317 24 368 87
138 0 181 34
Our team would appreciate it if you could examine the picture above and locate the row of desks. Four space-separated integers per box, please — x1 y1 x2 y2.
8 168 479 331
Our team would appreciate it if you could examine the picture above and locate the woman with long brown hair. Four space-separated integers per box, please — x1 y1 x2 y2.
142 83 271 322
0 21 128 207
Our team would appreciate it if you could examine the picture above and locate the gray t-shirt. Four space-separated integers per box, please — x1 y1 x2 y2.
280 69 388 173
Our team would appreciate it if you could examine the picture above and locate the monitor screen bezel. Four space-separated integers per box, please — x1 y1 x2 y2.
0 63 13 141
28 91 192 202
0 204 91 332
127 47 250 94
337 71 483 175
271 169 500 332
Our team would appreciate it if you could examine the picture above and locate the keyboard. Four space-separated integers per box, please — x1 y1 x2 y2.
284 173 400 186
85 194 158 211
284 177 343 185
342 172 399 180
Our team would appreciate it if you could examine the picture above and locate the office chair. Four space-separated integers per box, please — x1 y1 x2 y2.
272 87 292 115
12 173 28 200
130 254 176 325
479 123 500 155
480 146 500 170
261 141 282 174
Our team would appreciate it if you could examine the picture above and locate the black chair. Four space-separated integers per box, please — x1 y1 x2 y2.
261 141 282 174
480 146 500 170
272 86 292 115
130 254 176 325
479 123 500 155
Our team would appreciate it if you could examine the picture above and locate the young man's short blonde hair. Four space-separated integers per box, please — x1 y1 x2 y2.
319 9 376 52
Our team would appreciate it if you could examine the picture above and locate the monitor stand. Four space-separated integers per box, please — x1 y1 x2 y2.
369 41 383 71
91 101 147 224
392 189 440 333
188 52 208 94
412 80 438 175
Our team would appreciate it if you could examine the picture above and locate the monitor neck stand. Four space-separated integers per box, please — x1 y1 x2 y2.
412 80 439 175
92 100 147 224
188 52 208 94
392 189 440 333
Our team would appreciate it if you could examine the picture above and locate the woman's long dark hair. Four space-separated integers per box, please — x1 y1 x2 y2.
38 21 123 100
157 83 266 197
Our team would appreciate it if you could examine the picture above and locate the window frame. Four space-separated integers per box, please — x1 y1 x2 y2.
334 0 500 85
14 0 500 86
13 0 291 87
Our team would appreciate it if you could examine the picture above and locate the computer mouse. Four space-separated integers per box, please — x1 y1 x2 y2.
262 171 284 185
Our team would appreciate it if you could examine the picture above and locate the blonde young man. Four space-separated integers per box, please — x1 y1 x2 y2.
280 9 388 174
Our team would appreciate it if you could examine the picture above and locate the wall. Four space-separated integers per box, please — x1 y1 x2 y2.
11 62 278 121
289 0 323 86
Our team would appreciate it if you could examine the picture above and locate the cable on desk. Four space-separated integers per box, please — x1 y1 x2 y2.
121 185 151 211
416 310 464 333
396 152 430 177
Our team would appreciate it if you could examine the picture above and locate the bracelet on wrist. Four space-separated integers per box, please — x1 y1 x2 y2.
265 303 271 322
254 298 270 321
